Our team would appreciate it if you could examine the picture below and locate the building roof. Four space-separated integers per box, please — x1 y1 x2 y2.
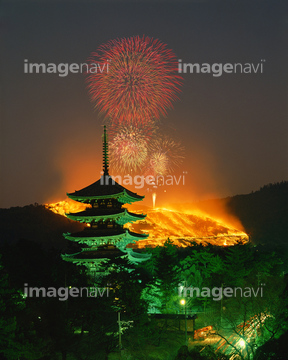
64 228 148 240
63 228 149 252
67 176 144 204
61 246 127 265
62 246 151 265
65 247 125 259
66 208 146 224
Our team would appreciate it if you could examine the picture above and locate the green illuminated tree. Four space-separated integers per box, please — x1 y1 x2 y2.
144 239 180 313
179 246 223 287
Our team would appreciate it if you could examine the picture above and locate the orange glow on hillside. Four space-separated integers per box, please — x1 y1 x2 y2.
126 206 248 247
46 200 248 247
163 199 246 233
45 199 87 216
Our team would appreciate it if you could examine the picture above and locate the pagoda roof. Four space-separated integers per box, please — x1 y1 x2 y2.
63 228 148 251
67 176 144 204
66 247 125 259
66 208 146 225
125 248 152 263
61 246 127 265
66 208 130 217
64 228 148 240
61 247 150 265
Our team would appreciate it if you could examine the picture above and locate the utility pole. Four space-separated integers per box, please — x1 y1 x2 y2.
180 281 188 347
185 300 187 346
184 280 187 347
118 312 122 349
118 312 122 350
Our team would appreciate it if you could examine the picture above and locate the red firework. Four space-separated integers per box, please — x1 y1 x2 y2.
86 36 183 125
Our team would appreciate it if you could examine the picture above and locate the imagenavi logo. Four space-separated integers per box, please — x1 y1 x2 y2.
178 59 265 76
23 59 111 77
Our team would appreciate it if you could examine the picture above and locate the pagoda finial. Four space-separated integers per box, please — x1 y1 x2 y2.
102 125 109 176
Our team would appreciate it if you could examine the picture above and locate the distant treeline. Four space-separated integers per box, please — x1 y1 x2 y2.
226 181 288 248
259 181 287 192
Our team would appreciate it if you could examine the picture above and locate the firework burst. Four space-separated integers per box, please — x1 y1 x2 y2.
109 125 151 173
146 136 184 176
86 36 183 125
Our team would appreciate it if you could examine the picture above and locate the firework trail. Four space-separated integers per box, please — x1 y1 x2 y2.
86 36 183 126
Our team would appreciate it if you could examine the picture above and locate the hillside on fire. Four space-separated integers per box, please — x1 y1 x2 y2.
0 182 287 252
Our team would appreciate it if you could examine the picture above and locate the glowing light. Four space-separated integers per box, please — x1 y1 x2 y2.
152 192 156 208
180 299 186 305
238 339 246 348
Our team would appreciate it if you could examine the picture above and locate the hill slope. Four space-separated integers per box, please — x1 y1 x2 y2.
0 204 83 250
0 182 287 250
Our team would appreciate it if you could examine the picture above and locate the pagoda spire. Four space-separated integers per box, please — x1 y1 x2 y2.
102 125 109 176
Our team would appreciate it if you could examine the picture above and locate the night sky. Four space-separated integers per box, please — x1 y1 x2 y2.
1 2 287 208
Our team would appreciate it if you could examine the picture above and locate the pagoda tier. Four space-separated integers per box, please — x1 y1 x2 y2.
62 246 127 274
67 176 144 204
62 246 151 273
66 208 146 225
63 228 148 249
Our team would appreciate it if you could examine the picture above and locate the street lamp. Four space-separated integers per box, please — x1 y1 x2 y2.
180 299 187 346
238 339 246 348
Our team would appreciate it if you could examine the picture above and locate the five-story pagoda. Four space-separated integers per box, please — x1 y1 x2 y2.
61 126 149 274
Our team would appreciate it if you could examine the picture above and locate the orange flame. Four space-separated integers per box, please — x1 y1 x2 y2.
45 200 248 248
